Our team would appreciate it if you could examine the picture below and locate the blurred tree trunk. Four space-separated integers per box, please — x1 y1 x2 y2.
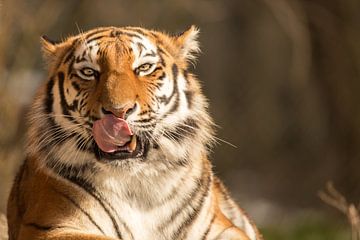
305 0 360 201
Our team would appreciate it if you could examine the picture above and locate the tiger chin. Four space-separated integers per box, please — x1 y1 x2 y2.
7 26 263 240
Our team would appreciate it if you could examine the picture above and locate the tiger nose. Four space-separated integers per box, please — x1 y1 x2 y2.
102 102 137 119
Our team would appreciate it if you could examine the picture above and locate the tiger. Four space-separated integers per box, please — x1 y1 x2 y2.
7 26 263 240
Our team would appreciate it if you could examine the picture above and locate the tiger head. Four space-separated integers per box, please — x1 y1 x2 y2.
28 26 214 173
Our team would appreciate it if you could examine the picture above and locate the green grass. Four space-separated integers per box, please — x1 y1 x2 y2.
261 219 350 240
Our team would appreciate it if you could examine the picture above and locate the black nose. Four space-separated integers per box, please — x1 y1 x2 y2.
102 102 137 119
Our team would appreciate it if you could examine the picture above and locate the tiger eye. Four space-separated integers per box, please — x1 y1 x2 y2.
81 68 95 76
138 63 152 71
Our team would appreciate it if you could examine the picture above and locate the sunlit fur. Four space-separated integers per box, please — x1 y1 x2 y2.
7 26 262 240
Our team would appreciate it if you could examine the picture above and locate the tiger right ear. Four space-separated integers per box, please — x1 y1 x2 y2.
174 25 200 63
40 35 59 62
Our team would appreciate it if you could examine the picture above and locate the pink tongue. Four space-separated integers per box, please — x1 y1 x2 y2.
92 114 133 153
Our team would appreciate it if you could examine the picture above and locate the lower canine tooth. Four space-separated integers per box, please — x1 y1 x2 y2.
128 135 137 152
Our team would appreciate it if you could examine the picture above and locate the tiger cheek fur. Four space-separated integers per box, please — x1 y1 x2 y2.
7 26 262 240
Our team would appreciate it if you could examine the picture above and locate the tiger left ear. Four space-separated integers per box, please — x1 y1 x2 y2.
175 25 200 62
40 35 59 63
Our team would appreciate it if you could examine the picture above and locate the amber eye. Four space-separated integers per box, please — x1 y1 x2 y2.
80 68 95 77
136 63 153 74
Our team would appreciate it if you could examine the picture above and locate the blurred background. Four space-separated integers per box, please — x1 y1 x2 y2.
1 0 360 239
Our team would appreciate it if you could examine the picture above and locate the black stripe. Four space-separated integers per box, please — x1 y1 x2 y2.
69 177 123 239
40 73 88 153
54 189 105 235
166 64 180 114
150 32 158 39
149 163 193 209
144 50 156 57
172 172 211 240
63 44 77 64
122 32 143 39
86 35 106 44
41 76 76 151
47 159 96 179
110 29 122 38
133 118 154 124
60 38 80 65
158 165 210 231
75 55 87 63
38 125 76 153
67 57 75 76
41 108 88 154
14 160 28 219
138 110 151 116
124 27 150 37
58 72 71 116
42 35 59 45
110 30 142 40
59 175 132 240
44 77 55 114
183 70 190 84
200 214 215 240
158 72 166 80
157 64 179 105
184 90 194 109
154 72 166 90
157 46 170 57
170 172 211 239
24 223 53 231
58 72 79 121
86 28 111 39
157 49 167 67
172 63 179 79
74 133 91 151
71 81 80 91
136 42 145 56
63 47 75 64
166 95 179 115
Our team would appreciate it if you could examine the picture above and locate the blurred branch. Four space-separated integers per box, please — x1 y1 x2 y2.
319 182 360 240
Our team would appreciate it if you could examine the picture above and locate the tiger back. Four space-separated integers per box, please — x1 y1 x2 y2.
7 26 262 240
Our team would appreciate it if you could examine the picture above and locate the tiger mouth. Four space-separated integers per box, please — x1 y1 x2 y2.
91 114 151 161
93 135 150 161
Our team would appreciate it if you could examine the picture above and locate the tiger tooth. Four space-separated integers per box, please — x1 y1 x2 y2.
128 135 137 152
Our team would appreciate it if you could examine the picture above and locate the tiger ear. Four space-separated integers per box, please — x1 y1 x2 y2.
40 35 59 63
175 25 200 62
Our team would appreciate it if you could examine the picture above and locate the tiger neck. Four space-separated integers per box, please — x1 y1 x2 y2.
37 141 211 207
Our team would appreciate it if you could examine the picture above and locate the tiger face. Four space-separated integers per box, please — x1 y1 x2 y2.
28 26 214 171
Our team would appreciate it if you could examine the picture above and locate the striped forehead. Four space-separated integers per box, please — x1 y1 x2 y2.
73 40 100 70
73 34 159 70
130 35 158 68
